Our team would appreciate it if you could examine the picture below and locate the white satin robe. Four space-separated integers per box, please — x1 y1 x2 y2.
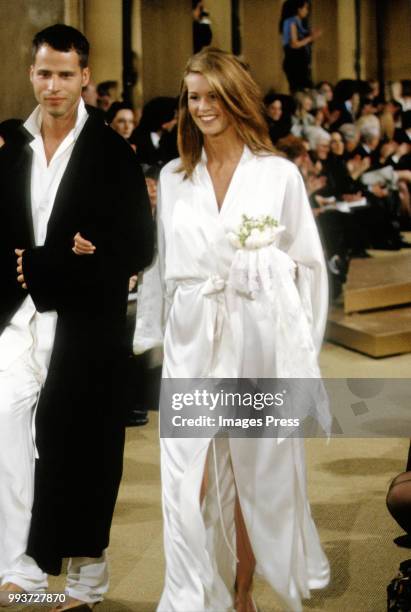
140 147 330 611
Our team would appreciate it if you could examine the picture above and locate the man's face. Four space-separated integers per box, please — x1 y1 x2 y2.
30 44 90 119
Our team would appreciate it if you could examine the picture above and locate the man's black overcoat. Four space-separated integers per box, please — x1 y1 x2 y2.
0 113 154 575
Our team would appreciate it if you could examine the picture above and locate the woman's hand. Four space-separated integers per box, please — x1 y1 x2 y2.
72 232 96 255
311 27 322 42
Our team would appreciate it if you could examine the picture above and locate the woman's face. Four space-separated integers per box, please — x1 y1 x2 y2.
320 83 333 102
298 2 310 19
267 100 282 121
185 72 231 138
314 109 325 125
302 95 313 112
316 139 330 160
111 109 135 140
330 132 344 156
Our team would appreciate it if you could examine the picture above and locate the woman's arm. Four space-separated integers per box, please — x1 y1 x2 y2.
289 22 321 49
280 164 328 354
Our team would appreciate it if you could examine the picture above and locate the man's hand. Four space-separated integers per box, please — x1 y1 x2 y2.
72 232 96 255
129 275 138 292
15 248 27 289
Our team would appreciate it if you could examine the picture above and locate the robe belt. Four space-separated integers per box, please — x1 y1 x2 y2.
175 274 242 378
200 275 226 296
199 275 227 377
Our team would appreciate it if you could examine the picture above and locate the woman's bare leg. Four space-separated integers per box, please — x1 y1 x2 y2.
200 447 256 610
234 494 256 611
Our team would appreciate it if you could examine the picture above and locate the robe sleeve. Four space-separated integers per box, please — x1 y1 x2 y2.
279 163 328 354
22 155 154 313
133 174 169 354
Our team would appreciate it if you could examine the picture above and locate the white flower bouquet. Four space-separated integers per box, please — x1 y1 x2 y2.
227 214 285 250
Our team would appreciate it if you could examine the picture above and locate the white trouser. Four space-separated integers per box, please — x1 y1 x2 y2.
0 351 108 603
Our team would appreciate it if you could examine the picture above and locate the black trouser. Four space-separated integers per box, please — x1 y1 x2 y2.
283 46 312 92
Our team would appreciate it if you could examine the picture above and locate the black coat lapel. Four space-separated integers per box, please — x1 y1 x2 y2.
10 141 36 248
45 116 101 242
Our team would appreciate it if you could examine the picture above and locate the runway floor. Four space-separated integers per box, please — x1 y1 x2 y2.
13 234 411 611
20 339 406 612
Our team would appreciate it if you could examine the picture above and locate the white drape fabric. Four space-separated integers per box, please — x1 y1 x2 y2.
136 148 330 611
0 351 108 603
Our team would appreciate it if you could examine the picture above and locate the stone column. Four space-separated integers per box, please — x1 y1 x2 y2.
0 0 65 121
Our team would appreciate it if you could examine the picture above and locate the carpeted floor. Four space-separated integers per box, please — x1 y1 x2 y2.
43 400 410 611
38 416 409 612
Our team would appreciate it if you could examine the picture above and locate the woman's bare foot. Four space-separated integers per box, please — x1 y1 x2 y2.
0 583 26 608
50 596 95 611
234 592 258 612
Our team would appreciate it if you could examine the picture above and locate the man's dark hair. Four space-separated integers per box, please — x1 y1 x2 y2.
32 24 89 68
97 81 118 97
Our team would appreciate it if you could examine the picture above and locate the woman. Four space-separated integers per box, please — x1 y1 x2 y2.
75 47 330 611
279 0 322 93
130 97 178 166
263 92 292 144
106 101 135 141
291 91 315 138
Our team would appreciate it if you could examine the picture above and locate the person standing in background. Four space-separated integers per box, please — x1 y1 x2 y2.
279 0 322 93
192 0 212 53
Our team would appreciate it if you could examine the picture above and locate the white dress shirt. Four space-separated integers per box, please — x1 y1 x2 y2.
0 99 88 378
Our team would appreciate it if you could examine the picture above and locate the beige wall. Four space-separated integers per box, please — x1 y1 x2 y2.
384 0 411 81
206 0 231 52
335 0 356 79
0 0 65 121
311 0 339 85
139 0 192 103
360 0 377 80
1 0 411 123
84 0 122 94
240 0 287 96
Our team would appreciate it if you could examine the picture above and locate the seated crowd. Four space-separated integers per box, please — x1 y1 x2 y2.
265 78 411 297
1 76 411 301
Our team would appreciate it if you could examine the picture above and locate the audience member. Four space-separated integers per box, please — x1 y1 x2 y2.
97 80 119 112
331 79 360 129
399 80 411 112
355 114 382 167
263 92 292 144
192 1 212 53
130 96 178 166
107 101 135 141
82 81 98 107
291 90 315 137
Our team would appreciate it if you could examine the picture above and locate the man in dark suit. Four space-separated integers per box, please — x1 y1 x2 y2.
0 24 153 610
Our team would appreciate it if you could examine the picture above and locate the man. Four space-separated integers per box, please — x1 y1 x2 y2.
0 24 153 610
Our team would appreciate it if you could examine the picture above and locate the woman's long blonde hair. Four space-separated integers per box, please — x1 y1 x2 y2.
177 47 275 177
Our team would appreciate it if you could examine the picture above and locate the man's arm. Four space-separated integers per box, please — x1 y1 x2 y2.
21 152 154 313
